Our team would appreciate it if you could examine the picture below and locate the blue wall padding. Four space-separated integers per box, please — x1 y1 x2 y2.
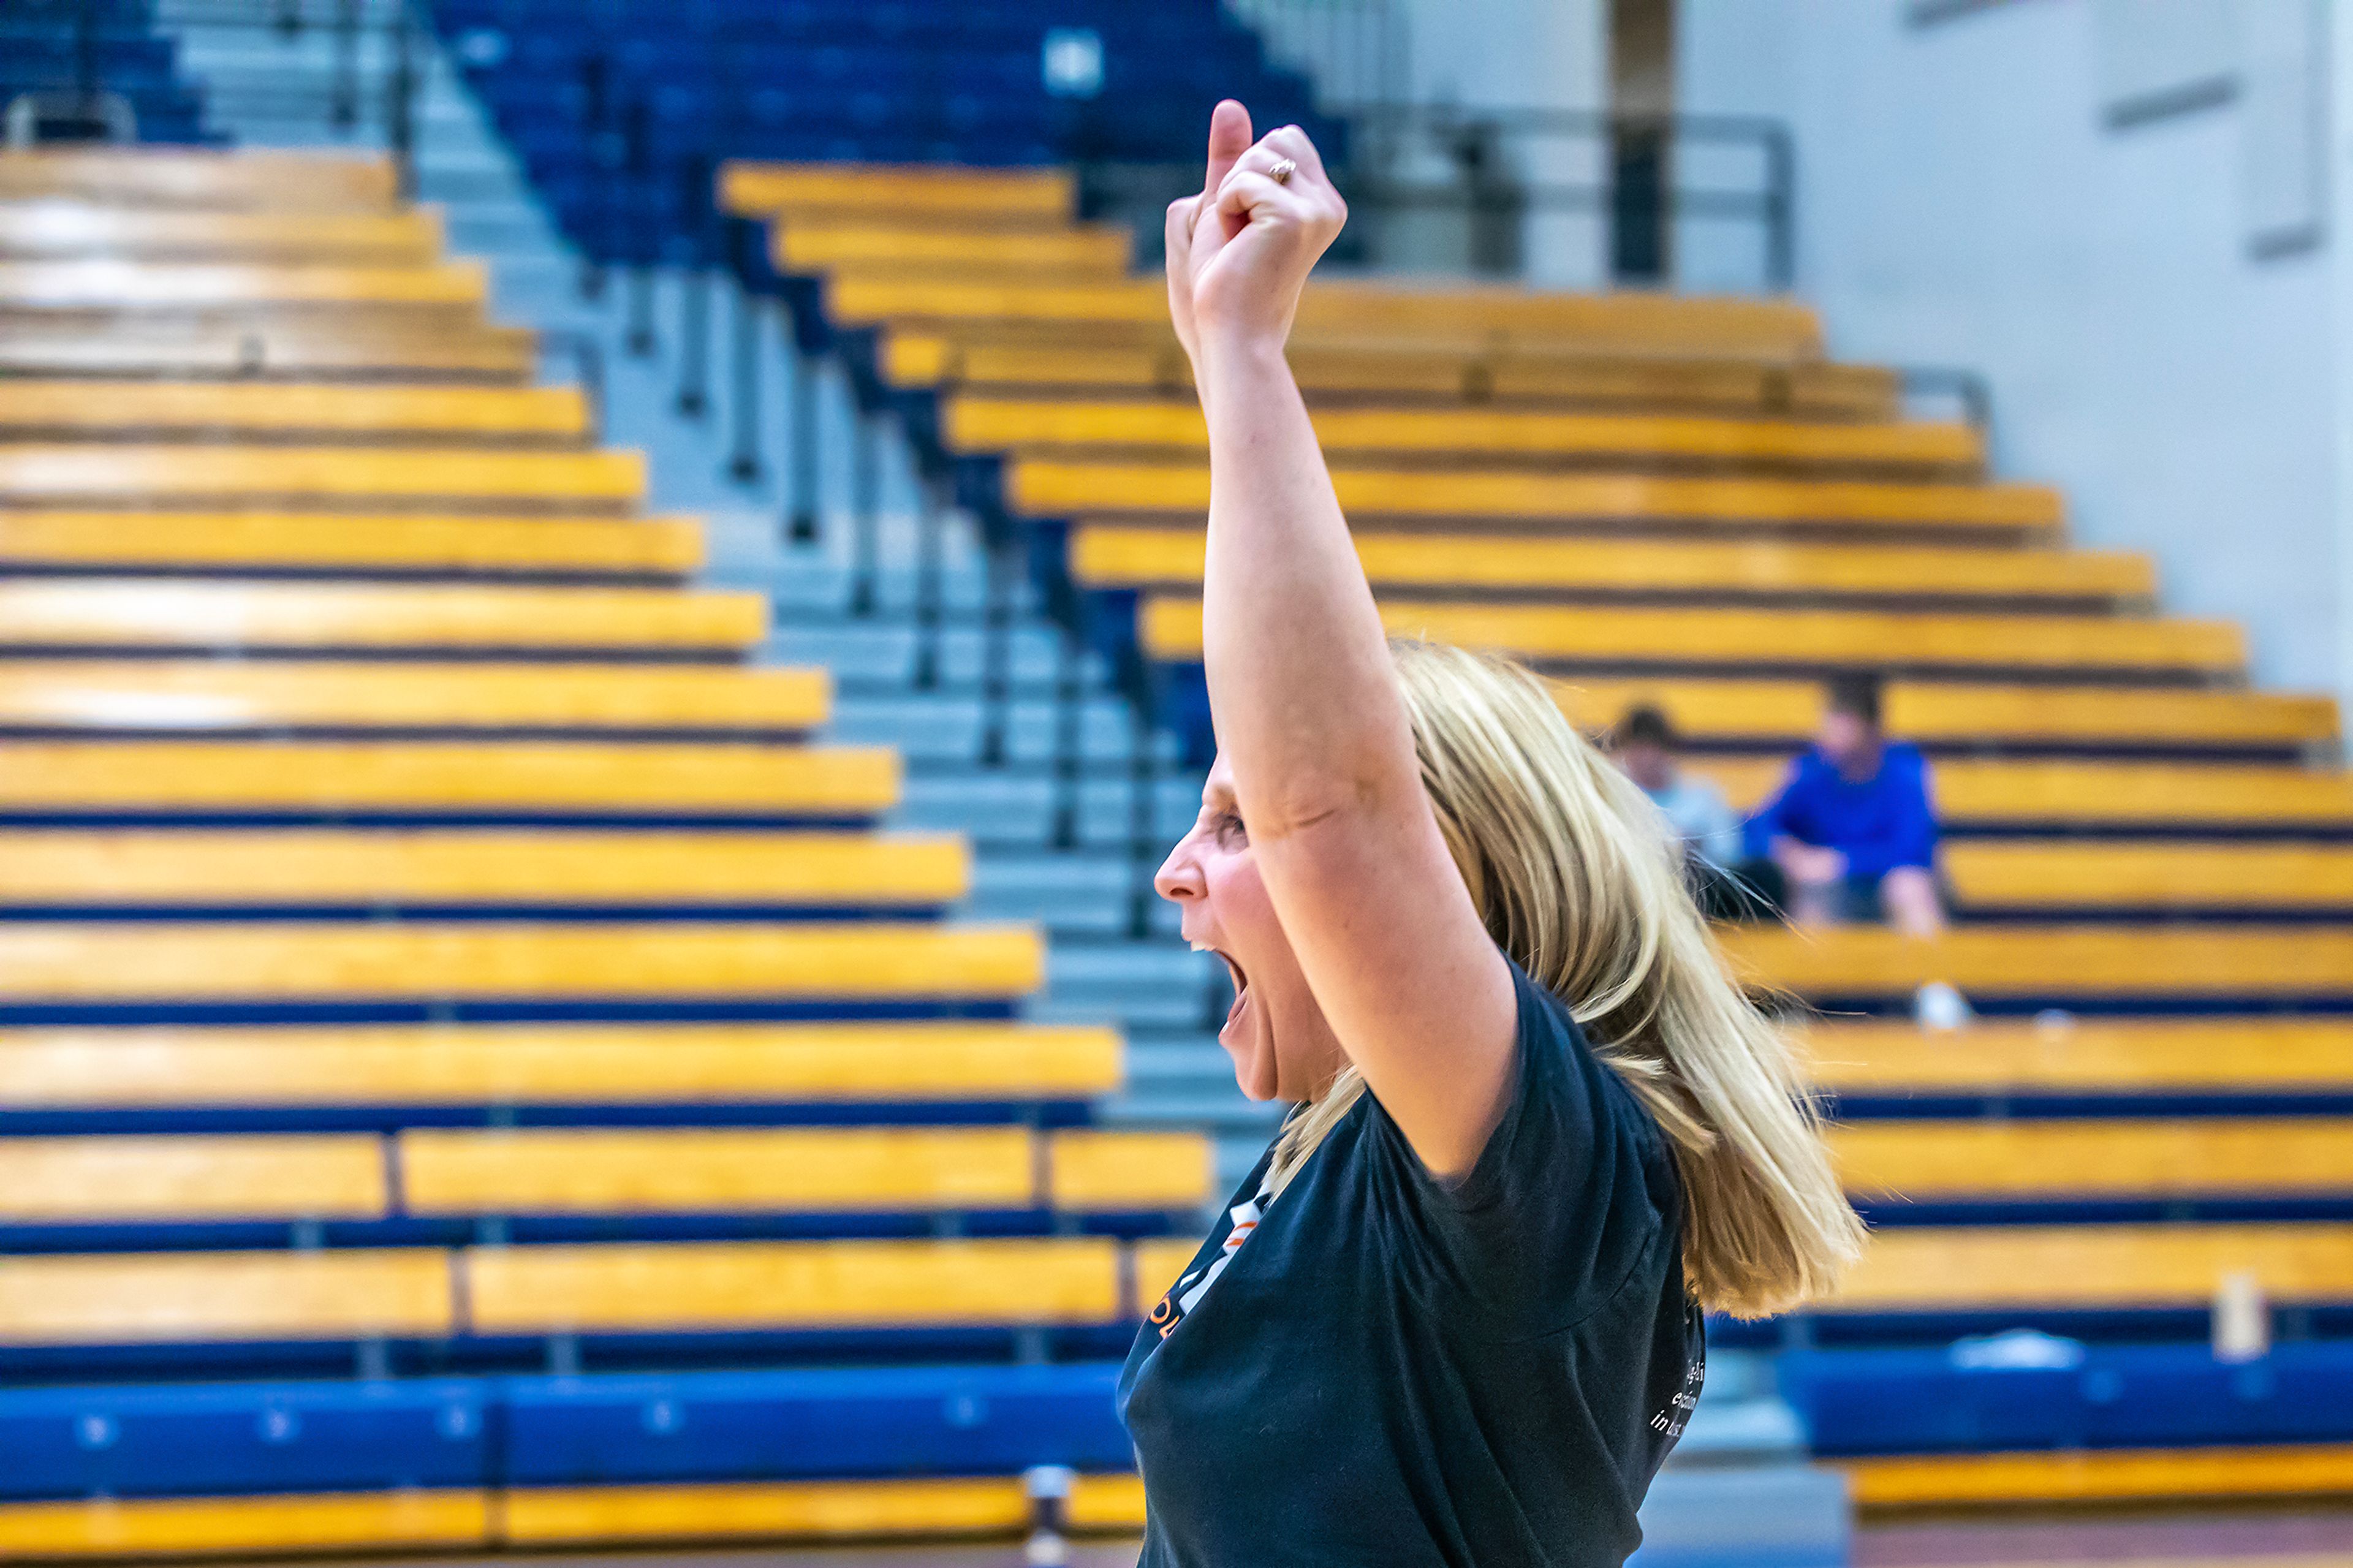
503 1362 1132 1483
0 1364 1133 1502
1783 1340 2353 1455
0 1378 489 1501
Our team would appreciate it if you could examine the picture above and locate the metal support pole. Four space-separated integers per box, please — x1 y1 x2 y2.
1126 703 1159 939
848 407 880 616
1762 126 1795 292
577 55 609 301
912 475 944 690
385 7 417 202
330 0 359 131
725 284 763 483
1050 629 1082 850
784 327 820 544
978 536 1013 767
626 269 656 357
74 0 99 112
623 101 654 354
675 268 710 416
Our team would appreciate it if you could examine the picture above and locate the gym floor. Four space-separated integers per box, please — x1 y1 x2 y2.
186 1507 2353 1568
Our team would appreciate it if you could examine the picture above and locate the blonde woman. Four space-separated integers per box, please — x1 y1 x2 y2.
1118 102 1865 1567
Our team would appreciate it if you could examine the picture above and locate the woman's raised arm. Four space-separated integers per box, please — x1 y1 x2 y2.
1169 102 1517 1181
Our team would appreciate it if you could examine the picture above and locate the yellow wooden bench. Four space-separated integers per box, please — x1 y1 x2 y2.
0 739 896 817
398 1127 1210 1214
0 922 1045 1006
1832 1118 2353 1200
0 1021 1123 1110
0 260 487 316
0 1134 386 1222
1724 925 2353 1002
0 444 644 509
1142 596 2244 680
0 322 539 381
0 383 590 441
1694 757 2353 828
504 1479 1028 1547
0 581 762 655
958 400 1982 474
1075 525 2145 605
886 333 1903 419
0 1246 450 1344
1944 841 2353 912
0 203 444 263
0 660 832 735
1022 461 2062 536
719 161 1076 224
0 511 702 577
1841 1443 2353 1509
0 1489 492 1560
1829 1222 2353 1311
0 149 398 210
1553 675 2337 751
464 1235 1120 1333
775 221 1131 279
830 276 1827 361
0 828 969 911
510 1471 1141 1546
1803 1017 2353 1097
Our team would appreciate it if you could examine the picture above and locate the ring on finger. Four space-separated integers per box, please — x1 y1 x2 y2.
1267 156 1297 185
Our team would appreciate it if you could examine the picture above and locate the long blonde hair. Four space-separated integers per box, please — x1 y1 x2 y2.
1264 640 1863 1318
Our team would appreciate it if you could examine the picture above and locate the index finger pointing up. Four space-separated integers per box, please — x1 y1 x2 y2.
1203 99 1254 197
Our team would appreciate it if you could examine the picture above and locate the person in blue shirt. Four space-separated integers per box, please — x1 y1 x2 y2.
1744 674 1946 937
1129 102 1862 1568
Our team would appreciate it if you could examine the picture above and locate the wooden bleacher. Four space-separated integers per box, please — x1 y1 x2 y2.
0 922 1045 1011
0 828 971 912
1023 460 2064 536
1142 596 2243 678
0 580 762 655
1074 525 2149 606
1803 1018 2353 1098
0 445 645 508
9 136 2353 1543
0 204 445 264
0 510 704 576
0 1021 1124 1112
0 739 898 817
0 1127 1211 1223
0 660 832 733
0 382 591 441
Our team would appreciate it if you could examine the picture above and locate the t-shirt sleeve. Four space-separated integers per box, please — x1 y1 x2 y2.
1358 959 1675 1338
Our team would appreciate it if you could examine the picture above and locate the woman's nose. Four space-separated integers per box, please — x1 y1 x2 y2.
1154 838 1203 904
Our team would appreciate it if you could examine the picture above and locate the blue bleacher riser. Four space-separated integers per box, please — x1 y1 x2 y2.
1781 1339 2353 1456
0 1377 490 1502
504 1362 1131 1483
0 1365 1129 1501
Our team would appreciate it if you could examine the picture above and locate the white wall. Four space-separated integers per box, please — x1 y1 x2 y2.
1679 0 2347 708
1396 0 1612 287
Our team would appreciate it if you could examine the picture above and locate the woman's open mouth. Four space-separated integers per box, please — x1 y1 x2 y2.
1194 942 1249 1031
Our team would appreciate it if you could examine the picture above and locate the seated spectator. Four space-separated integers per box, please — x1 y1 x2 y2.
1743 674 1946 939
1610 704 1775 922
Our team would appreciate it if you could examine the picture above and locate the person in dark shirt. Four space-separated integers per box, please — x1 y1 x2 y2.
1129 101 1864 1568
1745 673 1947 938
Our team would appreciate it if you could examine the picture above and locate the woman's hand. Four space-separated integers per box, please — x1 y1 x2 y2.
1165 100 1346 366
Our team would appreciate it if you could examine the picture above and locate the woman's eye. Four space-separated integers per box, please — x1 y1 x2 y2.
1212 811 1247 846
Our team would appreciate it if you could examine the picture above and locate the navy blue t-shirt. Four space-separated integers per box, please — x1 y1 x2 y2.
1118 959 1705 1567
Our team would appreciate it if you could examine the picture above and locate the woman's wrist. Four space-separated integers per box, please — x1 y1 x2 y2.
1195 328 1293 383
